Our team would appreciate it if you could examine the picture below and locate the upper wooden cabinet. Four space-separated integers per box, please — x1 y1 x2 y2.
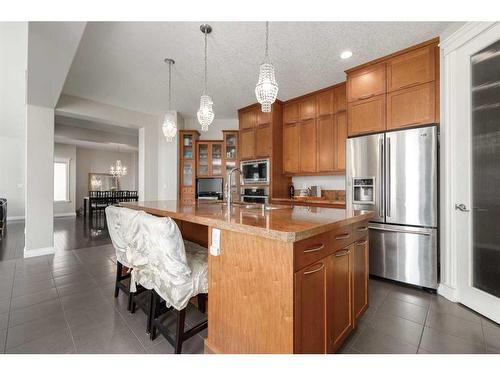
283 123 300 174
255 124 272 158
240 109 256 129
335 112 347 171
334 84 347 112
348 94 386 136
317 115 335 172
347 63 386 102
257 110 272 125
283 102 299 124
239 128 255 160
317 90 334 117
387 45 436 92
300 97 317 120
299 119 317 173
387 82 436 130
197 141 223 177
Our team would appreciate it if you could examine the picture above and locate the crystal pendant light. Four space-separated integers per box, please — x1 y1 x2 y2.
197 24 214 132
162 58 177 142
255 21 278 113
110 160 127 178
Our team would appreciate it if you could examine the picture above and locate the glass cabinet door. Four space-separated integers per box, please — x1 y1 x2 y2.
198 143 209 176
182 161 194 186
182 134 194 159
211 143 222 176
225 133 237 160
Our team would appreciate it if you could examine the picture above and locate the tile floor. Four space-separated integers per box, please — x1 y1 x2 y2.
0 243 499 354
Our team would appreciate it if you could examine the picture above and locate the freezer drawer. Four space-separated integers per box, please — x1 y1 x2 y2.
368 223 438 289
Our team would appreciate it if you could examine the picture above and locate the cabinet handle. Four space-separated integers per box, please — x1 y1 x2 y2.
396 82 422 90
335 233 350 240
356 240 368 246
303 244 325 253
335 249 351 257
356 226 368 232
358 94 374 100
303 263 325 275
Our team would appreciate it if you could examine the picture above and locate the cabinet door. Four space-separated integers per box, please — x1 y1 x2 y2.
334 84 347 113
387 82 436 130
283 124 300 173
335 112 347 171
347 63 386 102
300 97 316 120
197 143 210 176
353 239 369 325
317 115 335 172
255 124 272 157
240 109 256 129
257 109 272 125
240 128 255 160
294 261 327 354
284 102 299 124
387 45 436 92
211 143 223 176
327 246 353 353
299 119 317 173
181 133 195 159
317 90 334 117
224 132 238 161
181 160 194 187
347 94 386 136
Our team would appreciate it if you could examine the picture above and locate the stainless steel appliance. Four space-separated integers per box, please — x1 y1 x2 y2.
240 159 270 185
241 186 269 204
346 125 438 289
196 178 223 200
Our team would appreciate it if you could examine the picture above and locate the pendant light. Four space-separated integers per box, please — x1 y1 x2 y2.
162 58 177 142
197 24 214 132
255 21 278 112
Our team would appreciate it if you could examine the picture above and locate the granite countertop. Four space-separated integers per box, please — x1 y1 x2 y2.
121 200 373 243
271 197 346 208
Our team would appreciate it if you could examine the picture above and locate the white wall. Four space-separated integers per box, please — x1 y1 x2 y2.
25 104 54 253
53 143 76 216
75 147 138 211
292 175 346 191
0 22 28 220
184 118 239 140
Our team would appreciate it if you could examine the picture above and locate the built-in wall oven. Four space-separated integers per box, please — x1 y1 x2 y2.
240 159 270 185
240 186 269 204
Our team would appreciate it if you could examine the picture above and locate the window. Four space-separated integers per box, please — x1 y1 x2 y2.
54 161 69 202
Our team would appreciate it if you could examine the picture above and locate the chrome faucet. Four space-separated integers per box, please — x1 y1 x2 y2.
225 167 240 208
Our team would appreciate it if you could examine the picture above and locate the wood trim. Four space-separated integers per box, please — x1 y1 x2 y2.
282 81 346 105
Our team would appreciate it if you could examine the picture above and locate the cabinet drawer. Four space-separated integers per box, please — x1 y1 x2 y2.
329 225 353 251
181 187 194 195
294 231 331 271
352 220 369 242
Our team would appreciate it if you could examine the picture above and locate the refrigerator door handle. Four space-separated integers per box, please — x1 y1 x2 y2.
386 137 391 217
369 225 432 236
379 138 384 218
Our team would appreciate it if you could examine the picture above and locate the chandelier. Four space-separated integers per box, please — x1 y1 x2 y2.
110 160 127 178
162 58 177 142
255 22 279 113
197 24 214 132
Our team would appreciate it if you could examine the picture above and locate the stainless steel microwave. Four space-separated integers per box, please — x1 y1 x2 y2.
240 159 270 185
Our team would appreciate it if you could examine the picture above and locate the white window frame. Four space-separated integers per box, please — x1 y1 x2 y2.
54 158 71 203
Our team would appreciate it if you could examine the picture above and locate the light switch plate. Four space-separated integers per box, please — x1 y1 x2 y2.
210 228 221 256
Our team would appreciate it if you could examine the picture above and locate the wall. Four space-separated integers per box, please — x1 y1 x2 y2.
184 118 239 140
75 147 138 211
53 143 77 216
292 175 345 191
0 22 28 220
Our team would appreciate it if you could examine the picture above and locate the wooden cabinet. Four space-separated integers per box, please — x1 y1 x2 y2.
223 131 239 196
387 45 436 92
317 116 335 172
348 94 386 136
387 82 436 130
317 90 334 117
352 239 369 325
240 128 255 160
283 123 300 174
294 260 328 354
334 84 347 112
178 130 200 201
299 119 317 173
255 124 272 157
335 112 347 171
347 63 386 102
327 245 354 353
240 109 256 129
284 102 299 124
257 110 271 125
300 97 317 120
197 141 223 177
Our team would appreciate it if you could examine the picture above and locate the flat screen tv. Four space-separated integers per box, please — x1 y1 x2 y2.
196 178 223 199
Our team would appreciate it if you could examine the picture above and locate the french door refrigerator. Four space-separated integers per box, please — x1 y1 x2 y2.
346 125 438 289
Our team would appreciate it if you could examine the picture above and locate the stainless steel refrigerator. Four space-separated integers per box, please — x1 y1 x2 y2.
346 125 438 289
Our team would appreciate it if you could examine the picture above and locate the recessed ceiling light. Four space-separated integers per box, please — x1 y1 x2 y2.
340 50 353 59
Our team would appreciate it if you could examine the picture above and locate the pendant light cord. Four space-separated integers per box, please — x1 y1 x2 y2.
265 21 269 61
204 29 208 94
168 61 172 111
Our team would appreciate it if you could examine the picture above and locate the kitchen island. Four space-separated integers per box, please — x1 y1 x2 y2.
122 200 374 354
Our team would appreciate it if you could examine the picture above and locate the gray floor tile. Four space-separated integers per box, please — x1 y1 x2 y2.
0 329 6 353
376 296 428 325
6 328 75 354
417 347 431 354
430 297 482 323
6 313 69 349
351 326 418 354
337 345 362 354
185 303 207 328
425 309 484 345
14 270 53 284
147 332 205 354
9 299 64 327
51 264 89 278
73 324 145 354
12 277 56 297
0 298 10 315
120 309 165 349
482 318 500 353
420 326 486 354
70 310 128 339
53 273 95 288
10 287 59 311
368 312 424 347
387 286 434 308
0 288 12 303
64 301 118 328
59 287 109 311
91 273 118 285
368 289 388 309
56 279 99 297
0 312 8 330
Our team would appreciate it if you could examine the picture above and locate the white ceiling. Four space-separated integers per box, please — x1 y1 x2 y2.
62 22 451 119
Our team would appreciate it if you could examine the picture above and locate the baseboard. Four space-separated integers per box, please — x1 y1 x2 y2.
24 246 55 258
437 283 458 302
7 216 25 222
54 212 77 218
